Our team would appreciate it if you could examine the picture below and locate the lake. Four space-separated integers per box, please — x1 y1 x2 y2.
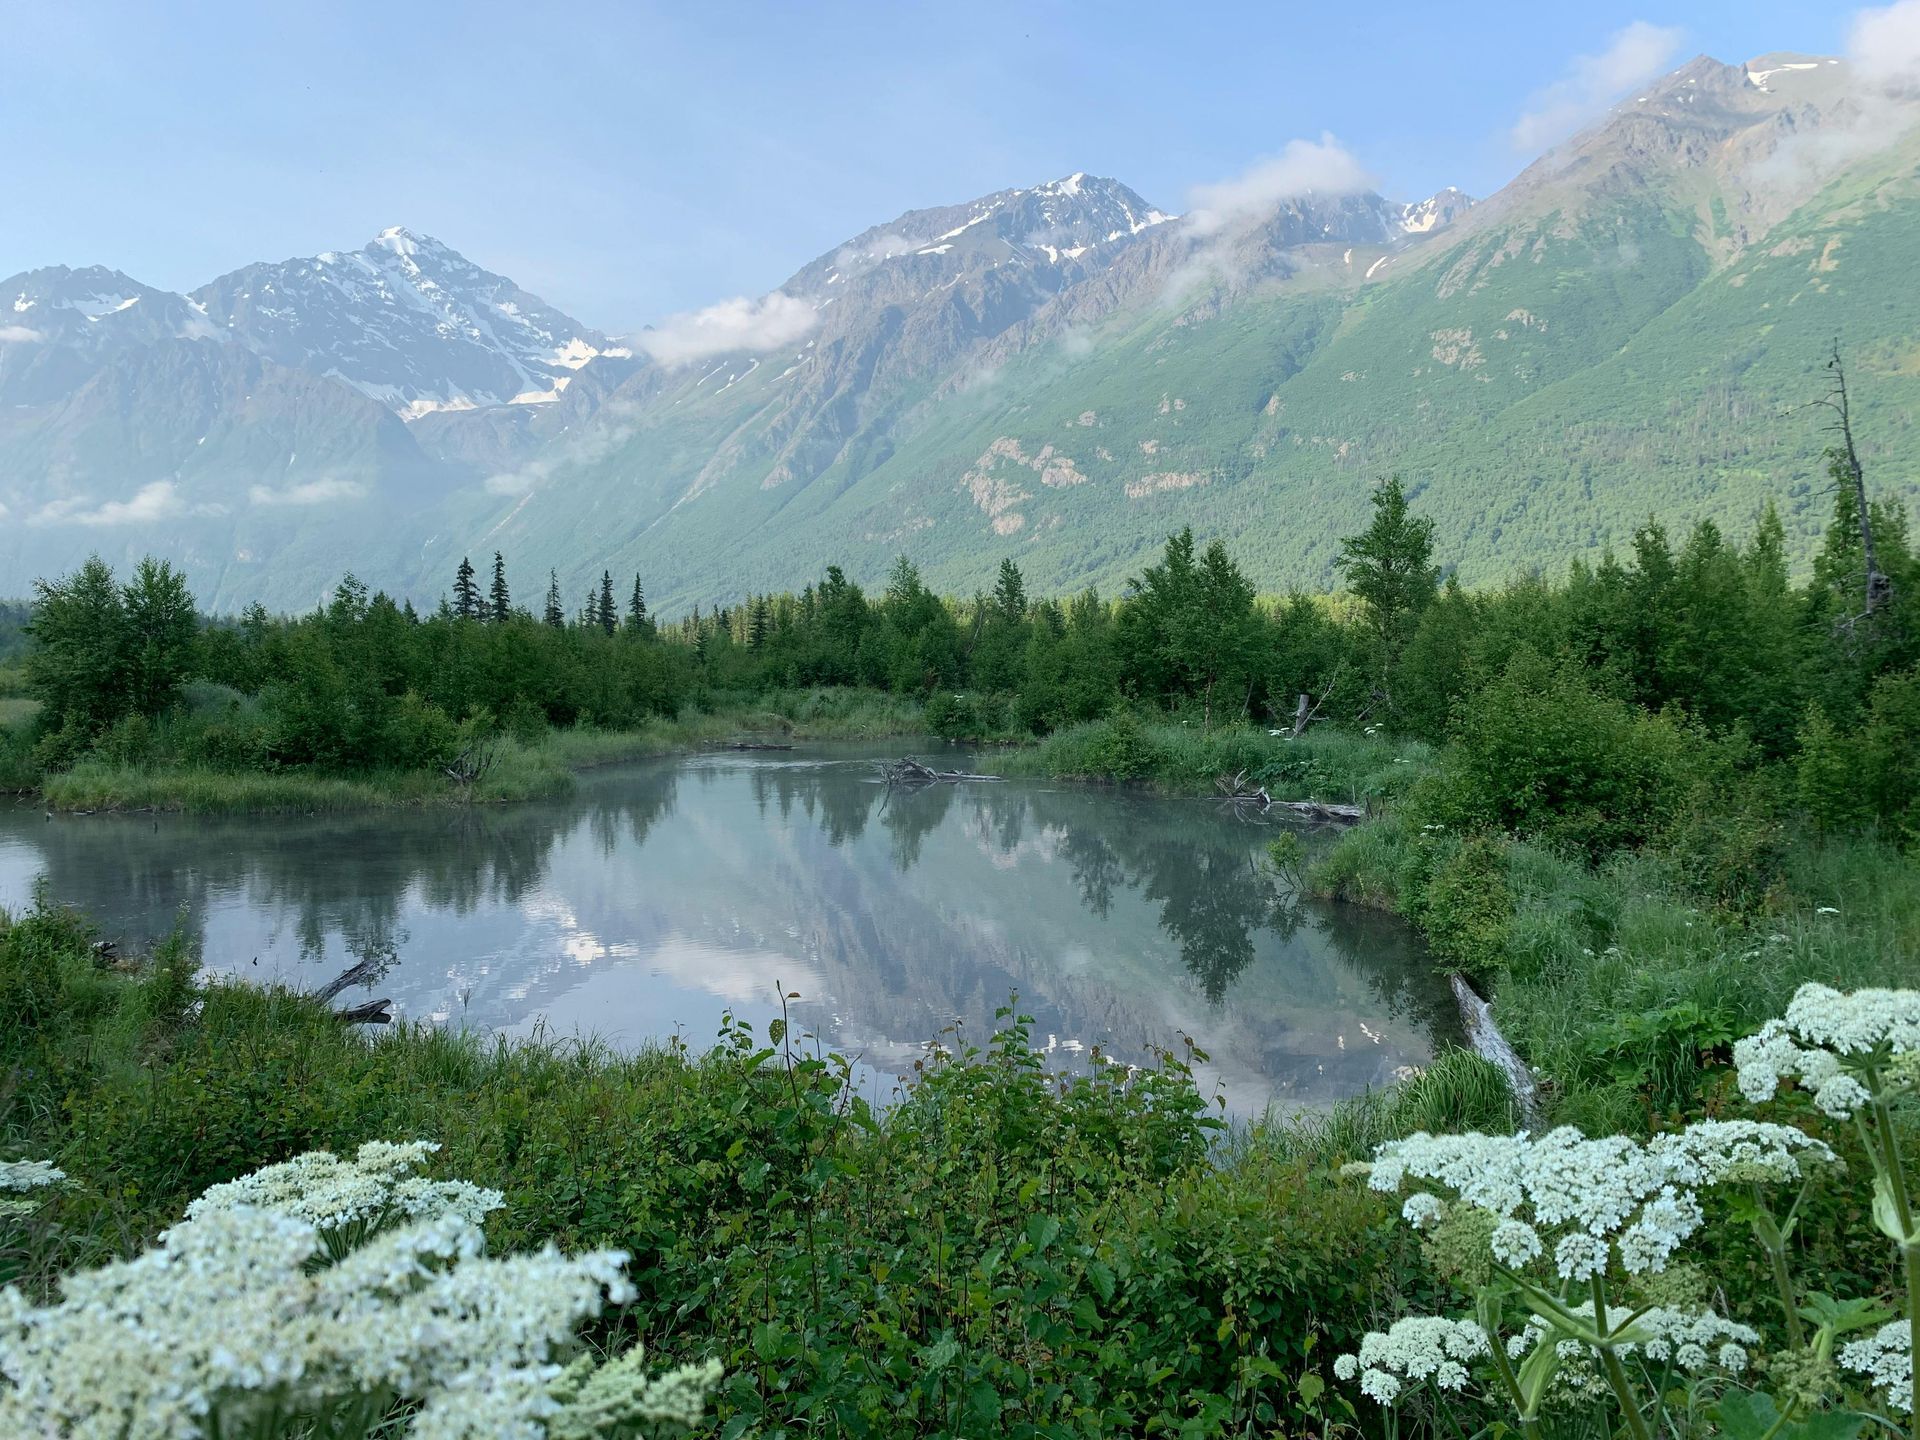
0 745 1457 1116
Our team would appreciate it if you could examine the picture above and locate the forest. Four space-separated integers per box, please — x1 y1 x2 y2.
2 452 1918 1439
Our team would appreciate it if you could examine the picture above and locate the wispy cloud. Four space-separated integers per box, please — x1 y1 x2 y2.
1753 2 1920 191
1853 0 1920 95
31 480 223 527
0 325 43 344
1185 134 1374 237
248 477 368 507
1510 21 1686 152
485 401 641 497
635 293 819 366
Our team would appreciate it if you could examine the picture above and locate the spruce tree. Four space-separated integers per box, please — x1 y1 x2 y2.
627 575 649 632
598 571 617 636
489 552 510 623
992 558 1028 623
452 556 481 620
543 570 565 629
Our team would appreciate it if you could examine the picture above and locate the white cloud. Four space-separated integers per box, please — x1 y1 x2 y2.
634 293 819 366
1510 21 1687 152
484 401 641 497
1852 0 1920 96
1186 135 1375 237
0 325 43 343
248 477 369 507
31 481 223 527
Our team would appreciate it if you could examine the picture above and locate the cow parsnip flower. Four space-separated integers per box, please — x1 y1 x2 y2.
1735 985 1920 1117
0 1161 65 1193
1840 1321 1913 1415
1334 1316 1490 1406
1366 1121 1829 1277
182 1140 503 1233
0 1146 712 1439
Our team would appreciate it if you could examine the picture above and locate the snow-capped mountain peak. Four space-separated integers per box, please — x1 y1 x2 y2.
1398 187 1475 234
192 233 608 419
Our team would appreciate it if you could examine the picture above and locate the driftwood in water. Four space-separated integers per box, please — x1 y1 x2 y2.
1216 771 1273 808
332 998 393 1025
708 741 795 752
313 955 386 1004
1217 772 1364 824
1449 972 1542 1128
880 756 1001 785
1272 799 1365 824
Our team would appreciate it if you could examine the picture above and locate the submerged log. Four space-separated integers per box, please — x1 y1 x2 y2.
1448 973 1542 1128
1271 799 1366 824
707 741 796 752
880 756 1001 785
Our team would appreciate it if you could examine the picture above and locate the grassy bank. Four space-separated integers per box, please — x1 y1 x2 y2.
1 902 1441 1436
1311 813 1919 1131
29 688 932 814
993 714 1431 804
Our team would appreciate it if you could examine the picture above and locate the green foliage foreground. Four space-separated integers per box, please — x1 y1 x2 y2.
1 904 1445 1438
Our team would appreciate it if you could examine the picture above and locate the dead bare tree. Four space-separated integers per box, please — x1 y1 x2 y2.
1287 658 1347 738
1814 343 1893 629
444 736 498 795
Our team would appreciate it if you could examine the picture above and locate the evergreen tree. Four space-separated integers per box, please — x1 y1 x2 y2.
992 559 1027 623
598 571 617 636
543 570 565 630
627 575 649 632
1337 477 1438 708
489 552 511 624
452 557 481 620
747 595 770 649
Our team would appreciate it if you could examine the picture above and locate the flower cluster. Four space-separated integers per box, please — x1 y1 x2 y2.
181 1140 504 1233
1735 984 1920 1118
0 1147 718 1439
1840 1321 1912 1415
1332 1317 1491 1404
1364 1122 1831 1279
0 1161 65 1194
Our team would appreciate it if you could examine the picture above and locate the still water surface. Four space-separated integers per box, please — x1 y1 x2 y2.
0 746 1457 1115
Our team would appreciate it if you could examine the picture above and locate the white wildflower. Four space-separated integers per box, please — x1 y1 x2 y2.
1718 1342 1748 1373
183 1140 504 1234
1734 985 1920 1117
1368 1122 1816 1278
0 1145 713 1439
1337 1316 1490 1406
1490 1219 1543 1266
0 1160 65 1192
1402 1193 1445 1229
1840 1321 1912 1414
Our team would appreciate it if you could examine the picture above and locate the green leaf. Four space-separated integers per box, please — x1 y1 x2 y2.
1086 1261 1116 1304
1714 1392 1870 1440
1025 1215 1060 1253
1297 1372 1326 1406
769 1017 786 1046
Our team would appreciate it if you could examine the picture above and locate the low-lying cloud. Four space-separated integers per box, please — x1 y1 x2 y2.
0 325 43 344
248 477 368 507
1510 21 1686 152
1853 0 1920 95
1185 135 1374 237
634 292 819 366
31 480 223 527
485 402 641 498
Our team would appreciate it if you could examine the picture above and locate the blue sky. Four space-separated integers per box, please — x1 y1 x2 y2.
3 1 1857 332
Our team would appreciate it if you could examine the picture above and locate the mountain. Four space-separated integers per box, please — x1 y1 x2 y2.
3 49 1919 614
192 228 619 419
0 233 620 608
475 49 1913 612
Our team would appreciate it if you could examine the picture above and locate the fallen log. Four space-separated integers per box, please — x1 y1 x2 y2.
708 741 795 752
1271 799 1366 824
879 756 1001 785
1215 770 1272 808
332 998 393 1025
1448 973 1542 1128
313 955 385 1004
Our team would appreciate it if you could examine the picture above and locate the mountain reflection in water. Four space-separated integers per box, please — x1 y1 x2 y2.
0 746 1458 1115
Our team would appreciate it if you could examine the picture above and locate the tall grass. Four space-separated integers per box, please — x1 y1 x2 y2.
30 689 934 813
997 715 1431 802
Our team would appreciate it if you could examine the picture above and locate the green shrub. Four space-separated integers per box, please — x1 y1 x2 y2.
1420 835 1512 983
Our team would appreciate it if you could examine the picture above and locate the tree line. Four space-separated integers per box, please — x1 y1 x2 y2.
8 464 1920 837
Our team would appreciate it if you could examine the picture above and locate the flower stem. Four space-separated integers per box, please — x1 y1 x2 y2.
1592 1273 1655 1440
1869 1091 1918 1377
